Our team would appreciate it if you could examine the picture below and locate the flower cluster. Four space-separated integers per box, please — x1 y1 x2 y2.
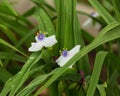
28 31 81 67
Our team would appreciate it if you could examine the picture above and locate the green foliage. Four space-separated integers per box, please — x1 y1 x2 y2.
86 51 108 96
0 0 120 96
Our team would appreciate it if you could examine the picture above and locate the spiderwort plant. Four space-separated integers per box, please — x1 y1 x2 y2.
56 45 81 68
28 32 57 52
1 0 120 96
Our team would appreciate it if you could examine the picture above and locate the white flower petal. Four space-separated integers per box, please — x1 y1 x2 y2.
92 12 99 17
28 42 43 52
29 34 57 52
42 35 57 47
69 45 81 56
35 36 39 42
56 45 81 68
56 56 65 66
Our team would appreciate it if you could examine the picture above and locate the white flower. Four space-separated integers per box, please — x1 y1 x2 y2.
82 12 101 29
56 45 81 68
28 33 57 52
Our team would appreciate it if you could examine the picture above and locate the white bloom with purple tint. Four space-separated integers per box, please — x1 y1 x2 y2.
56 45 81 68
28 33 57 52
82 12 101 29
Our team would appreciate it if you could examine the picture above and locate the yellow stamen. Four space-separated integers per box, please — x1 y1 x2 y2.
36 32 39 36
44 32 46 35
59 50 62 55
59 50 62 53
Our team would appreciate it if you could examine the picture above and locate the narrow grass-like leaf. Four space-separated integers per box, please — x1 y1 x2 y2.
44 3 56 12
89 0 115 24
82 29 94 43
0 14 30 37
35 8 55 35
17 15 34 26
0 51 43 96
17 68 60 96
0 24 17 44
64 0 74 49
29 65 45 76
56 0 66 49
0 0 33 26
106 70 119 96
16 26 38 48
0 75 17 96
74 14 90 74
0 67 12 83
9 52 44 96
32 0 45 6
112 0 120 21
0 39 27 57
23 7 36 17
0 0 17 16
17 74 49 96
86 51 108 96
0 52 26 63
77 10 106 25
0 59 3 67
97 84 106 96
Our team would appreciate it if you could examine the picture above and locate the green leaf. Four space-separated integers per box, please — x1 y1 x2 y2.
58 68 81 81
89 0 115 24
16 26 38 48
0 52 26 63
74 14 90 74
0 51 43 96
32 0 45 6
0 14 30 37
0 59 3 67
34 8 55 35
56 0 66 49
97 83 107 96
17 74 49 96
77 10 106 25
64 0 75 49
0 24 17 44
0 67 12 83
23 7 36 17
0 39 27 57
17 68 60 96
86 51 108 96
112 0 120 21
9 52 43 96
0 0 17 16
